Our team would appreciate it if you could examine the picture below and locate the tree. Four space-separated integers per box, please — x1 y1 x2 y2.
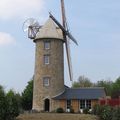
95 80 113 96
113 77 120 92
72 75 93 88
6 90 20 120
21 80 33 110
0 85 7 120
112 77 120 98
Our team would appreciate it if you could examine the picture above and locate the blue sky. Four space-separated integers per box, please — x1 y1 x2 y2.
0 0 120 92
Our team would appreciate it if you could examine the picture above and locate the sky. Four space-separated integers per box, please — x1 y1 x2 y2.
0 0 120 92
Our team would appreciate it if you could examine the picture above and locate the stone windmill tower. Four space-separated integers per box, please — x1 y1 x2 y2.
23 0 78 112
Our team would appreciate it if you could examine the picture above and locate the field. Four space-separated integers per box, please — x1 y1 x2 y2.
17 113 99 120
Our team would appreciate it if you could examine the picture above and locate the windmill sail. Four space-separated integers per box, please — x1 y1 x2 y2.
61 0 73 81
50 0 78 81
23 18 40 39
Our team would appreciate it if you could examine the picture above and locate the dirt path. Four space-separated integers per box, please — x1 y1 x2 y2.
17 113 98 120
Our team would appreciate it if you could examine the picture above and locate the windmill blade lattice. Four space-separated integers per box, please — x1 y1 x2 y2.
23 18 40 39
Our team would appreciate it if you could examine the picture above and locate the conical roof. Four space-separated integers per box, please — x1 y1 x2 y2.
35 17 63 40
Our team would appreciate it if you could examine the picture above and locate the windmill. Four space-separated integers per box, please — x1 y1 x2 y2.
49 0 78 81
23 0 78 81
23 0 78 112
23 18 40 39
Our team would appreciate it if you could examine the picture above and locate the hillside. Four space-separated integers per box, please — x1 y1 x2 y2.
17 113 99 120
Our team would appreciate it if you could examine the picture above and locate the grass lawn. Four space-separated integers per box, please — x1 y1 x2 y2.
17 113 99 120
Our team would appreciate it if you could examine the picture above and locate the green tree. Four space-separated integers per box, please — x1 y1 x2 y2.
113 77 120 91
21 80 33 110
95 80 113 96
0 85 7 120
72 75 93 88
6 90 20 120
112 77 120 98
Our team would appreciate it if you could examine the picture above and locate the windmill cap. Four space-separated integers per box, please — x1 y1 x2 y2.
35 17 63 40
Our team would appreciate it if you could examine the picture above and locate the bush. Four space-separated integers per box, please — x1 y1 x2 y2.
92 104 102 115
83 108 90 114
56 108 64 113
100 105 113 120
112 107 120 120
92 105 114 120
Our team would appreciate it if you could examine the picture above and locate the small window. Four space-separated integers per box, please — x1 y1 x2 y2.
44 55 50 65
44 41 50 50
80 100 91 109
66 100 71 109
43 77 50 87
80 100 85 109
86 100 91 109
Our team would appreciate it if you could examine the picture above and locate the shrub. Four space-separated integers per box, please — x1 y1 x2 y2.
83 108 89 114
100 105 113 120
112 107 120 120
92 105 120 120
56 108 64 113
92 104 102 115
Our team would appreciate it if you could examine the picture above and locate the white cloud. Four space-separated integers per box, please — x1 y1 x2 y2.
0 32 15 46
0 0 44 19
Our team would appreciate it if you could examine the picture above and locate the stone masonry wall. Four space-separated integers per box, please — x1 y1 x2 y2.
32 38 65 111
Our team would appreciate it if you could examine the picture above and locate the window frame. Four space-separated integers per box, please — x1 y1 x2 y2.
44 54 50 65
66 100 71 109
43 77 50 87
86 100 91 109
80 100 85 109
44 41 50 50
80 99 91 109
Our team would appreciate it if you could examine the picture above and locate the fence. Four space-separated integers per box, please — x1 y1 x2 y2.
99 98 120 107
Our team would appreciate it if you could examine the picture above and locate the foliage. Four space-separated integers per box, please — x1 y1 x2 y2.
21 80 33 110
100 105 113 120
92 105 120 120
0 86 21 120
72 75 93 88
6 90 20 120
113 77 120 91
92 104 102 116
56 108 64 113
95 80 113 96
112 107 120 120
83 108 90 114
0 85 7 120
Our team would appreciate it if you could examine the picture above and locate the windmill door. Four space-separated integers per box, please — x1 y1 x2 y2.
44 99 50 112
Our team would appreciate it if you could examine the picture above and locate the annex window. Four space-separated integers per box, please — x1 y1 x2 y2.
44 55 50 65
66 100 71 109
80 100 91 109
43 77 50 87
86 100 91 109
44 41 50 50
80 100 85 109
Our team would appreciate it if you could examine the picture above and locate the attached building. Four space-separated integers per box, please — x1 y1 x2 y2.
53 87 106 113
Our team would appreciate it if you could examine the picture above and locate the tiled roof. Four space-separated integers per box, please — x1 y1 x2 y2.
53 87 106 100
